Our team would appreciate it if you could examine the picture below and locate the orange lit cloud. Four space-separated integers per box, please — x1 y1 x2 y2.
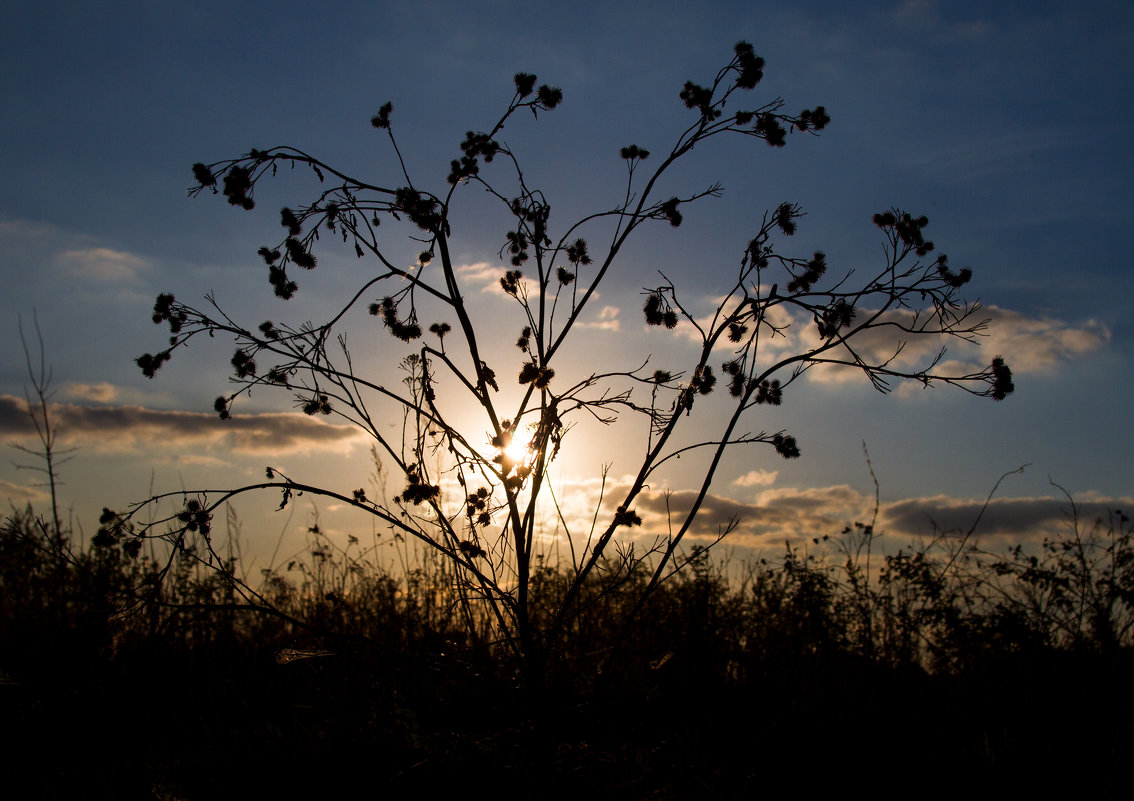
733 469 778 487
981 306 1110 371
544 473 873 547
538 471 1127 552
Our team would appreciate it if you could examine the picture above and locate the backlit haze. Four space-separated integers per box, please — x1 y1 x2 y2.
1 0 1131 569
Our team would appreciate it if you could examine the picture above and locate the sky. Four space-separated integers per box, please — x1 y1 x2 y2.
1 0 1131 569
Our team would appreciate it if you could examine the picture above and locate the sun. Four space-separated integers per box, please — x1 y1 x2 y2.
499 428 534 467
503 430 534 465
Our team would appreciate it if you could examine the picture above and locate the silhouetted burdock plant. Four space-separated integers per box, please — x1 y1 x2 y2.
124 41 1014 682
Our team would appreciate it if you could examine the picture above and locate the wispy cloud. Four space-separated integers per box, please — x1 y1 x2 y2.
897 130 1074 186
577 305 621 332
893 0 993 42
793 304 1109 387
0 218 61 239
456 261 597 318
0 395 365 455
56 247 147 283
457 261 538 298
673 297 798 359
64 382 120 403
455 261 619 337
61 382 175 407
171 453 233 470
0 478 48 506
663 296 1106 392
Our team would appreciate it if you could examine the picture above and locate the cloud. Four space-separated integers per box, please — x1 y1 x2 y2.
171 454 233 469
895 0 935 18
454 261 619 338
674 296 798 360
457 261 539 298
537 470 1130 553
56 247 147 282
455 261 500 289
577 305 620 331
544 473 874 548
733 469 778 488
0 218 60 239
981 306 1110 372
880 493 1134 541
61 382 175 407
797 305 1109 387
64 382 120 403
455 261 599 316
666 290 1106 392
894 1 992 42
0 396 32 436
0 395 365 455
898 130 1071 186
0 478 49 506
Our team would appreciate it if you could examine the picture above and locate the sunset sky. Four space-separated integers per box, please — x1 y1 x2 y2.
2 0 1131 567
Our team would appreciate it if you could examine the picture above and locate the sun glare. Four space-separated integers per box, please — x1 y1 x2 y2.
502 429 534 466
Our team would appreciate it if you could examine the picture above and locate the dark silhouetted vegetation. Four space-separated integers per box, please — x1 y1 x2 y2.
2 489 1131 798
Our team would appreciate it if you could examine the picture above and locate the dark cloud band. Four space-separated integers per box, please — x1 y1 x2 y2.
0 395 362 455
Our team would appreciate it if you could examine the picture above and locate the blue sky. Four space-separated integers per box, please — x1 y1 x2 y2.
2 0 1131 565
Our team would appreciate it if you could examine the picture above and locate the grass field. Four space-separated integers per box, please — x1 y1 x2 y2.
2 500 1131 799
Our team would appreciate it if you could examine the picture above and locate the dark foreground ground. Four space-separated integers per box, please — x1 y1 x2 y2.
4 507 1132 799
2 631 1130 800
